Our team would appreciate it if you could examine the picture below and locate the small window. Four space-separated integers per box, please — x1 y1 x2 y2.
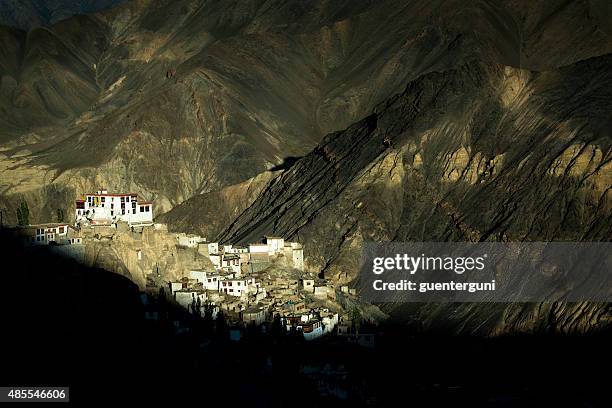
132 209 136 214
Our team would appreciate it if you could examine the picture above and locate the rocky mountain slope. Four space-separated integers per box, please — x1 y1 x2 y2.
0 0 122 30
0 1 611 334
218 56 612 260
211 56 612 333
2 0 611 220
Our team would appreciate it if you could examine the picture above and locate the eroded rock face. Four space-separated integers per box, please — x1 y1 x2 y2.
81 226 215 288
156 170 276 239
2 0 611 223
0 0 123 30
214 57 612 334
1 1 611 335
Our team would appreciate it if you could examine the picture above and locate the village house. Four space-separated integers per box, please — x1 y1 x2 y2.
221 253 241 274
189 270 221 291
301 319 324 341
282 312 324 341
223 244 248 254
207 242 219 255
205 272 222 291
209 253 242 274
241 306 266 326
283 242 304 271
13 222 82 246
75 189 153 227
246 238 304 270
220 277 258 297
30 223 69 244
169 281 184 294
320 310 340 334
313 285 335 300
265 236 285 255
177 233 206 248
174 289 207 311
300 278 315 293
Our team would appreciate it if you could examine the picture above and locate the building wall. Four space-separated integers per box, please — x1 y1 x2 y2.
189 270 207 284
303 325 324 341
249 244 269 254
169 282 183 294
207 242 219 254
266 237 285 254
175 291 206 310
75 192 153 226
179 235 204 248
301 279 315 293
209 254 221 269
293 248 304 270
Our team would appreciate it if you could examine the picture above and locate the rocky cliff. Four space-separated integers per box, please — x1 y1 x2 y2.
1 0 611 334
212 55 612 334
2 0 611 221
79 225 215 288
0 0 122 30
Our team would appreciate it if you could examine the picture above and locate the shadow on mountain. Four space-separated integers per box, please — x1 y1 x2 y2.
0 229 610 406
269 156 302 172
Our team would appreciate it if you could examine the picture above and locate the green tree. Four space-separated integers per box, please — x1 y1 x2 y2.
270 314 285 341
215 311 229 340
351 306 362 334
56 208 65 223
16 201 29 226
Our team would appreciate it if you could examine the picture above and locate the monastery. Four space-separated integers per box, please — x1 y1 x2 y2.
75 189 153 227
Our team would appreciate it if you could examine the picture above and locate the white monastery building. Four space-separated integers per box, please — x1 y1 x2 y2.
75 189 153 227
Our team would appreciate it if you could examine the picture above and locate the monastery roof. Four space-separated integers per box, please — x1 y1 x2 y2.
27 222 71 228
81 192 152 203
84 192 137 197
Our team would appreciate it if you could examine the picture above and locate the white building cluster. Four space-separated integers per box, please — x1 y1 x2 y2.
163 235 344 341
12 222 85 262
10 187 350 342
16 222 75 245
